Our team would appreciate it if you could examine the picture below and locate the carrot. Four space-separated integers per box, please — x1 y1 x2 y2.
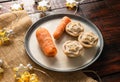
36 28 57 57
53 16 71 39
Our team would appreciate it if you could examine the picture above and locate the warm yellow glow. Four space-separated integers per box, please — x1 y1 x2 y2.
10 4 23 11
37 0 50 11
66 0 77 9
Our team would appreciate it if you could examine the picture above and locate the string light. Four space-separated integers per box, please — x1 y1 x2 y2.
0 28 13 46
13 64 52 82
37 0 51 12
10 3 24 11
65 0 78 10
0 59 4 75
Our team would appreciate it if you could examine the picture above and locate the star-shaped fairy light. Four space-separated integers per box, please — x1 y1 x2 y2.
13 64 39 82
10 3 24 11
0 59 4 77
0 28 13 46
0 59 4 73
0 5 2 10
37 0 51 12
66 0 78 9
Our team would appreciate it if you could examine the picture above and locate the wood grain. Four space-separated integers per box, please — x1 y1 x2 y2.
79 0 120 79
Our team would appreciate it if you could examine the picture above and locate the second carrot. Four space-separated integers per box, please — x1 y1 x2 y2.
53 16 71 39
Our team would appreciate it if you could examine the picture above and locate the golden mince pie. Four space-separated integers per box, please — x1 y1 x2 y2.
62 40 84 57
66 22 84 37
78 32 98 48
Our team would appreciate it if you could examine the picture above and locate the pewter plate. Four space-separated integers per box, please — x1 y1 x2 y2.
25 14 104 72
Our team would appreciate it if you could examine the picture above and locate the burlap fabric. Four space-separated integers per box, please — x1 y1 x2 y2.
0 10 97 82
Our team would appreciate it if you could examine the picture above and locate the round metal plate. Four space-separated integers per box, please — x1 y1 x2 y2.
24 14 104 72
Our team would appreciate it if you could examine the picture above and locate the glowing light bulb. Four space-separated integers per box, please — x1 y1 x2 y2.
66 0 77 9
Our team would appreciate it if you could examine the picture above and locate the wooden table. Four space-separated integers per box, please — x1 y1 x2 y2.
0 0 120 82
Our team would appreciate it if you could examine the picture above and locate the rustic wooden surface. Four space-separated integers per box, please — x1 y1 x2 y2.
0 0 120 82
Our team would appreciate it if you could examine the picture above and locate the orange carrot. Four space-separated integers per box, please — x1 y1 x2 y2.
53 16 71 39
36 28 57 57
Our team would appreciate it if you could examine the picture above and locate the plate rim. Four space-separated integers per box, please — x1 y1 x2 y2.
24 14 104 72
